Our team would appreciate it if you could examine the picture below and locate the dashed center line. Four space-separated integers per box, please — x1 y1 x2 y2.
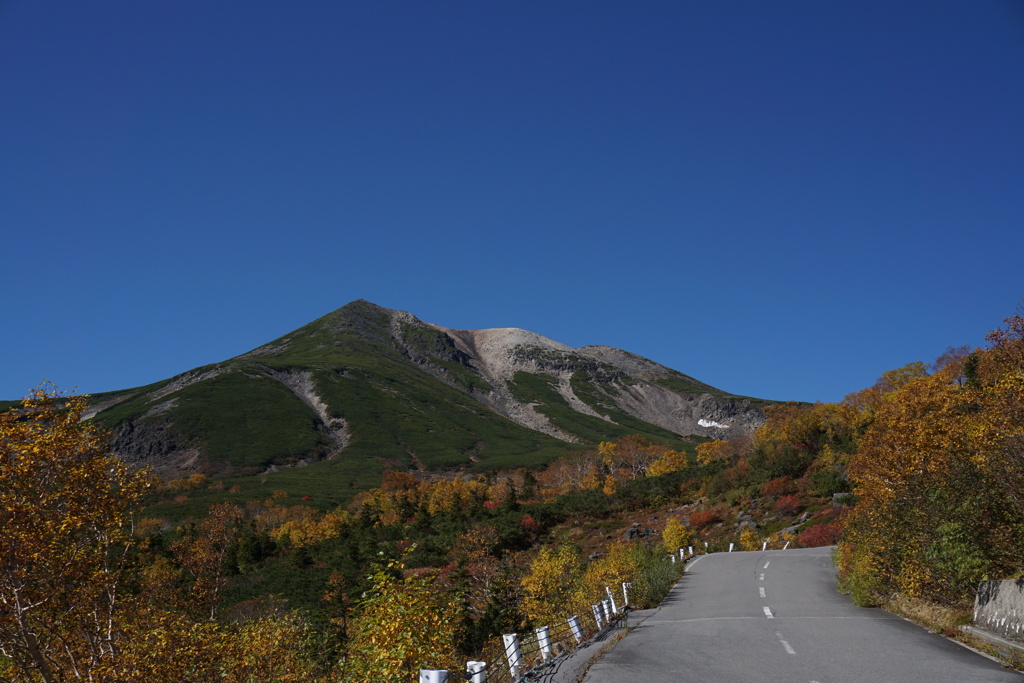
759 573 765 581
763 606 774 619
759 586 766 598
774 631 796 655
764 560 771 569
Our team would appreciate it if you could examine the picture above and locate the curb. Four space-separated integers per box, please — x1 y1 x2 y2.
960 625 1024 658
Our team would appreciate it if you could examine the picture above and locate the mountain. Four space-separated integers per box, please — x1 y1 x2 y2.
83 300 771 488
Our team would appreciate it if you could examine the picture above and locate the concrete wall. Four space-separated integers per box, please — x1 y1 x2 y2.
974 580 1024 641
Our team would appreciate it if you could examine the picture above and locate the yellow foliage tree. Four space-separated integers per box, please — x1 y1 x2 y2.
661 518 692 554
0 386 154 683
695 439 732 466
737 527 760 551
647 450 688 477
521 545 584 628
344 557 461 681
578 541 639 609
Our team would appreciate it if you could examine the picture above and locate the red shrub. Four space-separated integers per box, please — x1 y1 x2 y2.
775 495 803 515
688 508 721 530
797 523 841 548
761 476 793 498
520 514 543 535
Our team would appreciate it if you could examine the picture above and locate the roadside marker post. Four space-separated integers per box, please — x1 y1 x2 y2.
466 660 487 683
536 625 552 660
503 633 522 681
568 615 584 643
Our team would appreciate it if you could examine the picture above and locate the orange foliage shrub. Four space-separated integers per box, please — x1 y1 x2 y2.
688 509 721 530
798 523 841 548
775 495 803 515
761 476 793 498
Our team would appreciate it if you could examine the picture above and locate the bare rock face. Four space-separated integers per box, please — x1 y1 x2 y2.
109 419 198 479
411 319 766 441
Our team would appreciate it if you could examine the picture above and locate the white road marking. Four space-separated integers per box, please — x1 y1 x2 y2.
763 606 774 618
759 573 765 581
764 560 771 569
759 587 766 598
775 631 796 655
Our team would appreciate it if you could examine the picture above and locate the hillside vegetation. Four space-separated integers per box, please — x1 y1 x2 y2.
5 299 1022 680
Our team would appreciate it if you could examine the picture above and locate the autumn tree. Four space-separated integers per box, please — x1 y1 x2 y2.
839 307 1024 606
0 385 153 683
661 518 692 554
521 545 584 628
343 557 461 681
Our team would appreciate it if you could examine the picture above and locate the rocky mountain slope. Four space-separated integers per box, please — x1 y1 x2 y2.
84 300 770 480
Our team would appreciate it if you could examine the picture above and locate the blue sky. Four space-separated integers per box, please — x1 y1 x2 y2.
2 1 1022 404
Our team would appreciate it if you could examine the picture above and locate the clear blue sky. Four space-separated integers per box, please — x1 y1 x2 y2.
2 1 1023 404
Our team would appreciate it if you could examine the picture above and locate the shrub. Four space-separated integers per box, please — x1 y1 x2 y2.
761 476 793 498
810 469 849 497
688 508 721 531
798 523 841 548
775 495 803 515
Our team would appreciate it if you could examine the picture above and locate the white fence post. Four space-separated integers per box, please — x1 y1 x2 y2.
679 548 685 561
704 541 709 551
689 545 694 556
762 541 768 551
568 615 584 643
783 540 791 550
536 625 552 660
467 660 487 683
420 670 448 683
606 586 619 614
728 542 734 552
670 553 676 564
503 633 522 681
592 603 604 628
622 582 631 607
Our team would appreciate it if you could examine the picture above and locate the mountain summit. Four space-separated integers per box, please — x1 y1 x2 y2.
87 301 769 480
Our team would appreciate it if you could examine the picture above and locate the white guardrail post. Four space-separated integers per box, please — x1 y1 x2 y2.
622 581 631 608
419 670 448 683
503 633 522 681
728 542 734 552
568 615 584 643
466 660 487 683
592 603 604 628
536 625 552 660
606 586 619 614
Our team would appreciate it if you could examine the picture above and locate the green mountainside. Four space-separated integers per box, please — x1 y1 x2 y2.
70 300 771 508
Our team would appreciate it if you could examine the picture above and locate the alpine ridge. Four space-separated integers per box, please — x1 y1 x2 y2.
82 301 772 488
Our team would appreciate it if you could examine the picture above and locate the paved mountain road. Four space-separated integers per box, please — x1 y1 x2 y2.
584 547 1021 683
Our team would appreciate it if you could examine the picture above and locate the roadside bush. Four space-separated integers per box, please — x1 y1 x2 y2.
797 523 841 548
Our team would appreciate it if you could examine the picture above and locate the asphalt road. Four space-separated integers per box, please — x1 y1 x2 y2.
584 547 1022 683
